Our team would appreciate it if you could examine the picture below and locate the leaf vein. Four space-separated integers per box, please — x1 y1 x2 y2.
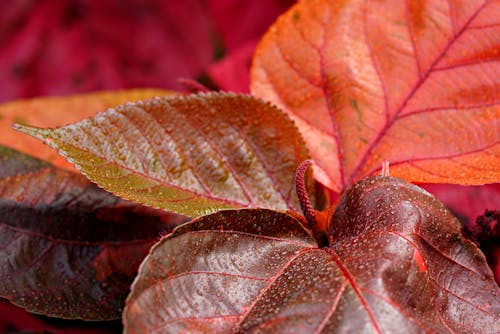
351 1 490 180
327 249 382 334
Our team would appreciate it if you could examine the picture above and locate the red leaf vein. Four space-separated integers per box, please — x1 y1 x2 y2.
313 280 348 334
327 249 382 334
351 1 489 181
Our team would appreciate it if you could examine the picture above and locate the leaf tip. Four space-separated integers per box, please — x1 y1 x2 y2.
12 123 49 141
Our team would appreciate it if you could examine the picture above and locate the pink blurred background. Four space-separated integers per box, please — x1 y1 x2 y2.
0 0 295 103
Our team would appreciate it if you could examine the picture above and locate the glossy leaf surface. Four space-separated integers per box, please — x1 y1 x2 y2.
16 93 313 216
251 0 500 192
124 177 499 333
0 146 187 320
0 88 174 170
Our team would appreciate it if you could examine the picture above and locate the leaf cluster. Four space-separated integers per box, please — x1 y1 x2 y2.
0 0 499 333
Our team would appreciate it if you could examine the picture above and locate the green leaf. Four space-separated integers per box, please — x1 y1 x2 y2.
15 93 313 217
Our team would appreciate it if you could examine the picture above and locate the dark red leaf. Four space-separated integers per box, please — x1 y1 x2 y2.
124 177 499 333
326 176 499 332
0 145 188 320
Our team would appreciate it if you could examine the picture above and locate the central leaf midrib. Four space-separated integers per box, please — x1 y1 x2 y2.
327 248 382 333
66 142 247 209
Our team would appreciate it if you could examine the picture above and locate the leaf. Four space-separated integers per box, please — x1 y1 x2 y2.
15 92 314 217
123 177 499 333
0 89 175 170
0 146 187 320
251 0 500 192
0 1 213 102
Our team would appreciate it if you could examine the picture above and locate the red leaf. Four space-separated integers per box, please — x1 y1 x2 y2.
205 0 295 93
0 146 187 320
123 177 499 333
251 0 500 192
0 0 213 102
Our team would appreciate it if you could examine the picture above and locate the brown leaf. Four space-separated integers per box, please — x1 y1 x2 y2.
0 145 187 320
15 92 314 216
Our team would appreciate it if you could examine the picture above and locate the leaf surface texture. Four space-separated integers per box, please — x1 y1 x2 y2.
251 0 500 191
17 93 312 216
124 177 500 333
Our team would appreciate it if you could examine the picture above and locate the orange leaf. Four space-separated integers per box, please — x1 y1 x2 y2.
251 0 500 192
0 89 175 170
